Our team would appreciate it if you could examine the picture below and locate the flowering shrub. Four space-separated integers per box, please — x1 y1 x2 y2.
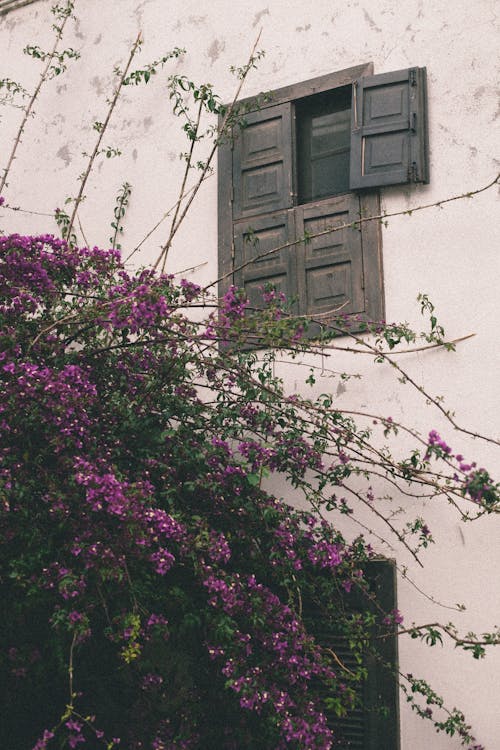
1 2 499 744
1 233 498 749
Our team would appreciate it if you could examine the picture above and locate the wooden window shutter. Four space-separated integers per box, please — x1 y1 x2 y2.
232 210 298 311
294 194 365 322
219 103 296 306
350 67 428 189
305 560 400 750
232 103 294 220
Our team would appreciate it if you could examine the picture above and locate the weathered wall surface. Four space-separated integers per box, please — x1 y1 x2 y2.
1 1 499 748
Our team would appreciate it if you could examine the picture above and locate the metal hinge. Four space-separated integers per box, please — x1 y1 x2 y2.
409 68 417 86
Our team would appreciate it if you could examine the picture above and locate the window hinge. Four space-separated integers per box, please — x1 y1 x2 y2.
409 68 417 86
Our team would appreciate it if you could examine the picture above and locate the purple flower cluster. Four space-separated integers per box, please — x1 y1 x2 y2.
425 431 499 507
0 234 434 749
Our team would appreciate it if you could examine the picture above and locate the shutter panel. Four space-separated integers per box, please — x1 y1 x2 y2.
305 560 400 750
350 67 428 189
363 561 400 750
294 195 365 321
232 103 294 220
233 210 297 311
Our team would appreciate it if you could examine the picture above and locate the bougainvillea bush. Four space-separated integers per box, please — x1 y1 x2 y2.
0 233 498 750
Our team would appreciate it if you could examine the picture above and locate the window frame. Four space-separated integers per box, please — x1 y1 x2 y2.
0 0 43 15
218 62 386 331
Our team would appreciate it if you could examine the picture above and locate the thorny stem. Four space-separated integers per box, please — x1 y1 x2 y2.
0 202 55 217
397 567 466 612
345 328 500 448
205 172 500 292
340 482 424 567
125 178 209 263
111 182 132 250
68 630 77 705
0 2 73 195
77 213 90 247
396 622 500 648
153 30 263 271
161 97 204 273
66 32 142 243
123 558 139 613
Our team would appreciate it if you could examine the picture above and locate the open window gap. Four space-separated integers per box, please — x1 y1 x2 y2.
296 85 352 204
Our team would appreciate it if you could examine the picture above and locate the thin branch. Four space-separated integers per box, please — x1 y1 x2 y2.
124 177 210 263
161 97 204 272
382 332 476 355
324 646 356 676
0 5 73 194
344 329 500 448
340 482 424 567
396 621 500 648
153 30 263 270
77 213 90 248
0 201 55 217
171 260 208 276
205 172 500 292
66 32 142 242
398 566 466 612
68 630 77 706
111 181 132 250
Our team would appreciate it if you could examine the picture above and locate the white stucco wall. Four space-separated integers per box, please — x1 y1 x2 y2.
1 1 499 748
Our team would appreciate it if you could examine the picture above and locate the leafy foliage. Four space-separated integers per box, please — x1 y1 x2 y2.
0 234 497 749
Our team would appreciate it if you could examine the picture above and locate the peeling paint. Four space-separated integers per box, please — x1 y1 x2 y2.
132 148 138 161
94 33 102 45
90 76 104 97
73 17 85 41
296 24 311 32
207 38 225 65
143 116 153 132
56 144 71 167
363 9 381 32
253 7 269 28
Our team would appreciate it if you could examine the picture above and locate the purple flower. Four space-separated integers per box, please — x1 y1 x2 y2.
32 730 54 750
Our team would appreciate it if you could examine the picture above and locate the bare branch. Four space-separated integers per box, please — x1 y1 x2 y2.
0 3 73 194
66 33 142 242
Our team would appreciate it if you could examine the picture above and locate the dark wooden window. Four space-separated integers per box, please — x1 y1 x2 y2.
0 0 43 15
218 63 428 327
305 559 400 750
